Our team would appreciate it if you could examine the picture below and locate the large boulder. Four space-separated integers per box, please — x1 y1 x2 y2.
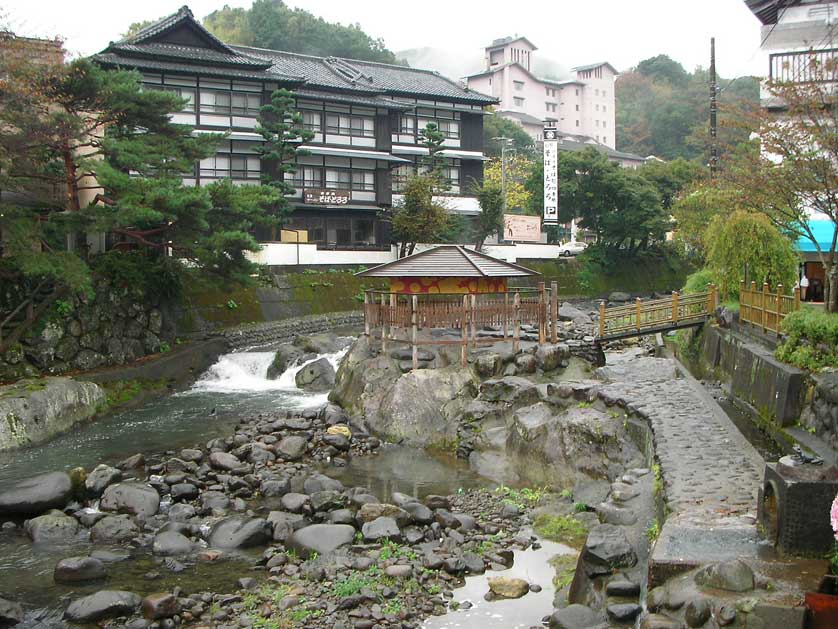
582 524 637 575
362 516 401 542
0 378 105 451
141 592 180 620
286 524 356 558
549 604 603 628
276 436 308 461
207 517 272 549
267 511 307 542
0 471 72 516
24 509 79 544
695 560 755 592
100 482 160 519
64 590 141 623
535 343 570 372
152 531 194 556
54 556 107 584
293 333 350 355
294 357 336 391
266 344 305 380
85 464 122 498
487 577 530 599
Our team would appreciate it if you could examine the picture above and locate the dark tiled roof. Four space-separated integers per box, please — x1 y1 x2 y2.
558 137 646 162
121 5 237 56
109 42 272 68
496 110 545 126
234 46 496 104
92 51 302 82
292 88 412 110
745 0 801 25
357 245 538 278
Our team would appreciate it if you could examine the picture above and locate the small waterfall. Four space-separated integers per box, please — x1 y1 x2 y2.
189 346 349 394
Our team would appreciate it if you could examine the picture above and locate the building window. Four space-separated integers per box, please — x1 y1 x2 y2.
302 111 321 132
351 170 375 191
575 120 579 127
325 168 351 190
199 153 260 180
200 90 260 116
546 102 557 112
326 114 375 137
595 120 600 127
353 218 375 244
602 90 606 98
595 89 599 96
575 89 579 96
290 166 323 189
399 115 415 134
442 165 460 191
425 119 459 139
513 97 525 107
602 105 606 112
149 85 195 112
575 104 579 111
392 164 413 192
602 121 606 128
595 104 599 111
514 80 525 91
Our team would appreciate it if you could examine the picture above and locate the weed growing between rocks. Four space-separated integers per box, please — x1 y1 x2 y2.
532 514 589 548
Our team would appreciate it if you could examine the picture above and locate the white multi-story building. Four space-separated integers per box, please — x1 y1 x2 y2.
465 36 617 148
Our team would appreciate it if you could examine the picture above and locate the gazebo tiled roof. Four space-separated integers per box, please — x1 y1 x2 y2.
356 245 539 278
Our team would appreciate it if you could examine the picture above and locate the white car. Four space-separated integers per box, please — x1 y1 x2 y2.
558 241 588 257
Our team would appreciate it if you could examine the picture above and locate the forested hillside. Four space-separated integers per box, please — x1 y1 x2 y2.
616 54 759 161
125 0 399 64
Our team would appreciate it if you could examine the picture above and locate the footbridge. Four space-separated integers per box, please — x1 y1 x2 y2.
597 286 718 342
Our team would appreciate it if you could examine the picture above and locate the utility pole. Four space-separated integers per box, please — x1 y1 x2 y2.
710 37 718 178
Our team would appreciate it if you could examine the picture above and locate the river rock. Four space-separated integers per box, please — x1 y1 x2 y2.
559 303 592 323
549 604 602 628
277 436 308 461
208 451 244 472
152 531 194 556
266 344 305 380
356 503 411 526
141 592 179 620
208 516 272 549
362 516 401 542
303 473 344 494
685 597 712 627
170 483 199 501
0 471 72 515
608 291 631 303
54 556 106 583
487 577 529 599
85 464 122 497
287 524 356 558
401 502 433 524
694 559 755 592
514 353 538 374
65 590 141 623
267 511 306 541
535 343 569 372
607 603 641 622
476 353 503 377
582 524 637 575
24 509 79 543
91 515 140 543
100 482 160 519
294 357 336 391
260 478 291 497
0 597 23 626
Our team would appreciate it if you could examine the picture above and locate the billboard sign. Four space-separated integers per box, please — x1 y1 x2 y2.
303 188 351 205
543 126 559 224
503 214 542 242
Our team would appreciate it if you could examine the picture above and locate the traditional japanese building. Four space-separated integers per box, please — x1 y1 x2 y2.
92 6 496 264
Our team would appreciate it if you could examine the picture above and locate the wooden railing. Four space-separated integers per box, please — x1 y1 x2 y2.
598 286 718 340
739 280 800 335
363 282 560 368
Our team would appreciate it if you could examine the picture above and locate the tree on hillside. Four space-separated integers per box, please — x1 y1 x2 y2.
203 0 399 64
482 114 535 158
483 154 533 214
473 181 504 251
638 157 707 210
637 54 690 86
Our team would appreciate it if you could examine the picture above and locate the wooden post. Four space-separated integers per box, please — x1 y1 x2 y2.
762 282 769 333
380 293 388 353
470 294 477 346
635 297 643 333
461 295 468 366
708 284 716 315
550 281 559 344
363 291 370 336
599 301 606 338
411 295 418 371
751 280 758 328
513 292 521 353
503 292 509 340
389 293 396 342
672 291 679 324
794 285 801 311
776 283 783 334
538 281 546 344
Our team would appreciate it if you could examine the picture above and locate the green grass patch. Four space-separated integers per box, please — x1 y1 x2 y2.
549 553 579 589
646 518 661 542
775 308 838 371
494 485 547 510
533 514 589 548
101 378 169 408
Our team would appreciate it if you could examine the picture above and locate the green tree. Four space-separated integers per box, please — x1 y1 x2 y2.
203 0 399 64
483 154 533 213
390 176 449 257
704 210 798 299
473 181 504 251
482 113 535 158
638 157 706 210
418 121 447 191
636 54 690 86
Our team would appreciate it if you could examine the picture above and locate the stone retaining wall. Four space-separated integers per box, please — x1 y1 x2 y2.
218 312 364 351
800 372 838 451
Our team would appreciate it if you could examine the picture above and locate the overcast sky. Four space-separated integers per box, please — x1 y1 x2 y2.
1 0 765 79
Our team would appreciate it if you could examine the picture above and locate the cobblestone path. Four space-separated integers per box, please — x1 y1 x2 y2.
596 353 763 526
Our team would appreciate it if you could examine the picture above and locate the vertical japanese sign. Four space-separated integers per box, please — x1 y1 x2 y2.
543 126 558 224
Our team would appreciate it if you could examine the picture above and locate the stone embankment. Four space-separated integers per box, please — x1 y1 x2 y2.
216 311 363 351
0 378 105 450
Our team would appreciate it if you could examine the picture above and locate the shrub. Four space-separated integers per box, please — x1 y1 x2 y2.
682 268 716 295
775 308 838 370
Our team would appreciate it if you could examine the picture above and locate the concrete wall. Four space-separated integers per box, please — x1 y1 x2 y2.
703 325 807 426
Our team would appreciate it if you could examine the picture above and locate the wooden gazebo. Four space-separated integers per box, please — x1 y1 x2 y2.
357 246 559 368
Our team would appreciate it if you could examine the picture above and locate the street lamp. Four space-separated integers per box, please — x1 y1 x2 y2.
492 136 515 216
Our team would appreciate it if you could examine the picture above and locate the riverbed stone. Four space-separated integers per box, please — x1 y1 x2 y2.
141 592 179 620
91 515 140 543
535 344 568 372
24 509 79 543
487 577 530 599
280 492 309 513
208 451 243 472
85 464 122 498
0 471 72 515
549 604 602 628
64 590 142 622
266 344 305 380
685 597 712 627
208 516 272 549
607 603 641 623
0 597 23 626
100 482 160 519
356 503 411 526
362 516 400 542
260 478 291 497
606 579 640 597
401 502 433 524
582 524 637 575
694 560 755 592
54 556 106 583
267 511 306 542
287 524 356 558
277 436 308 461
152 531 194 556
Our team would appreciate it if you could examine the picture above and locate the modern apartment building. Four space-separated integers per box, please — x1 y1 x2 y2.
92 6 495 264
465 37 617 148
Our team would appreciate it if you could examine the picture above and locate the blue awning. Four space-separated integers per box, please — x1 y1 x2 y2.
796 220 837 253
